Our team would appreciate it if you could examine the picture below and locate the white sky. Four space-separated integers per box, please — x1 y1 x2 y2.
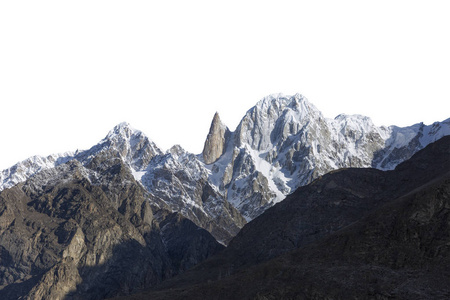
1 1 449 170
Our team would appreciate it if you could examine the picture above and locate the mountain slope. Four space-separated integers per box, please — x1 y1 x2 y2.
0 123 245 244
121 136 450 300
0 150 224 300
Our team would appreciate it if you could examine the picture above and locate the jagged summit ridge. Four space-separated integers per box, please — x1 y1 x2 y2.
1 93 449 239
203 93 450 219
102 122 163 170
0 121 244 243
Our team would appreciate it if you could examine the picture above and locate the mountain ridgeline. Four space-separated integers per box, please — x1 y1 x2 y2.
1 94 450 244
0 93 449 299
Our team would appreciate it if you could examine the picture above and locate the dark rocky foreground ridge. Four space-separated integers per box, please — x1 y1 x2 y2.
118 136 450 300
0 152 223 299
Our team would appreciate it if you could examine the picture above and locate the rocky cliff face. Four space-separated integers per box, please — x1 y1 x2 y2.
202 112 230 164
0 146 224 300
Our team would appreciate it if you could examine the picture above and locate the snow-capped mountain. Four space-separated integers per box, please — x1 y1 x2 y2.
0 122 160 191
201 93 450 220
0 139 224 300
1 94 449 241
0 122 245 243
0 153 74 191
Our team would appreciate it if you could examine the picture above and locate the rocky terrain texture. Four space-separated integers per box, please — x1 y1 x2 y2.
1 94 449 243
119 135 450 300
0 148 224 300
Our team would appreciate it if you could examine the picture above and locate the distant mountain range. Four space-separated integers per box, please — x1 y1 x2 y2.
0 93 449 299
1 94 449 243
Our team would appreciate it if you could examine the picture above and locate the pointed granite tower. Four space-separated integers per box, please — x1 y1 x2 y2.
202 112 230 164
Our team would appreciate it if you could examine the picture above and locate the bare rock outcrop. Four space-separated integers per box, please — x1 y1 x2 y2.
202 113 230 164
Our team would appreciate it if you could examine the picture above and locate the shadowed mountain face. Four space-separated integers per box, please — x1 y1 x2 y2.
0 153 224 300
121 136 450 300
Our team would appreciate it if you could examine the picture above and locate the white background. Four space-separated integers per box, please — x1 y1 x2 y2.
1 1 449 170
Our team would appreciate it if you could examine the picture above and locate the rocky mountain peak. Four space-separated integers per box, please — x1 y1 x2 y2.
105 122 148 145
331 114 389 141
169 144 186 157
202 112 230 164
102 122 163 170
252 93 320 117
235 94 323 150
333 113 373 124
107 121 135 137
